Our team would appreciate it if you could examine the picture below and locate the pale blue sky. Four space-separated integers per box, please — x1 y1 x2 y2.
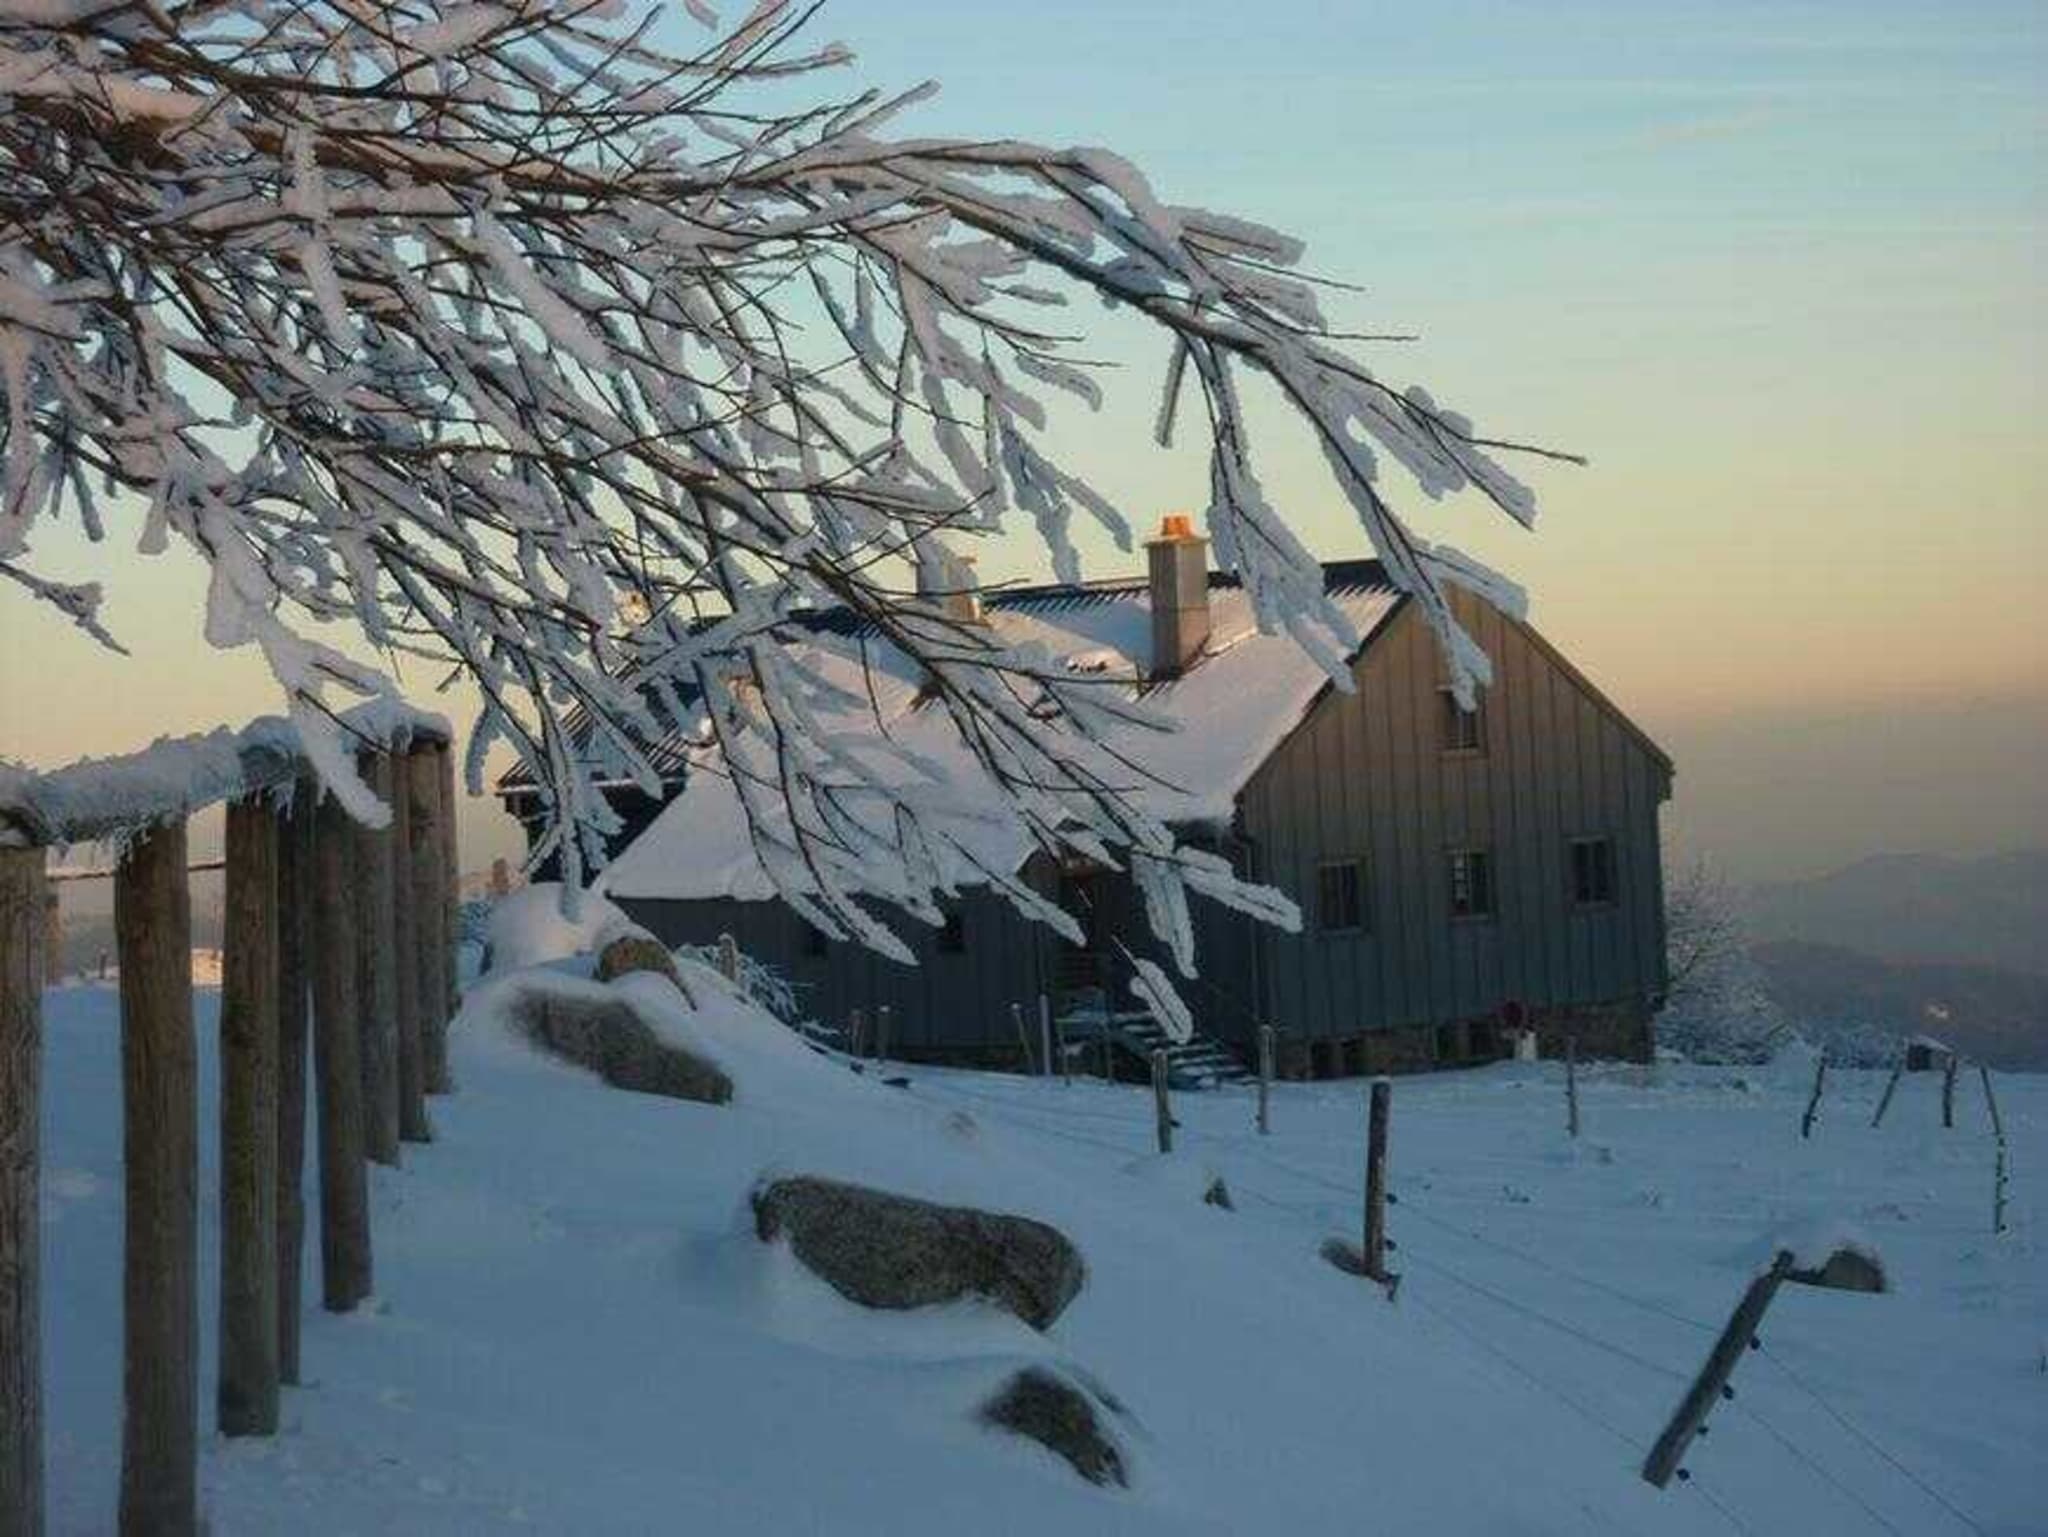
3 0 2043 879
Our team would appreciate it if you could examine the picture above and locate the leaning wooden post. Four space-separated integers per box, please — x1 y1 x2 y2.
1363 1078 1391 1284
273 789 313 1384
1799 1055 1827 1140
1941 1053 1957 1130
716 933 739 984
1 842 47 1537
1010 1002 1034 1075
387 758 431 1145
352 753 401 1166
1978 1063 2005 1143
1256 1024 1275 1136
1565 1036 1581 1139
1642 1251 1795 1489
1037 994 1053 1081
1151 1049 1173 1155
311 796 371 1312
1870 1058 1904 1129
217 798 280 1437
115 820 199 1537
405 747 451 1096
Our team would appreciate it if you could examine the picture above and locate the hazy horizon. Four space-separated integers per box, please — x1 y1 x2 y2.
3 0 2042 885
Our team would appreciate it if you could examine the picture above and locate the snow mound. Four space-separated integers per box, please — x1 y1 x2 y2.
483 882 632 971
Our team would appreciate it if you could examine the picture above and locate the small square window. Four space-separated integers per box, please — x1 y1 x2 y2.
1570 837 1617 907
1316 860 1367 933
1448 849 1494 919
1440 691 1484 753
938 909 966 953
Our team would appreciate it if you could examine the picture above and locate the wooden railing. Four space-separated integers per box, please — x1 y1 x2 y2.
0 704 461 1537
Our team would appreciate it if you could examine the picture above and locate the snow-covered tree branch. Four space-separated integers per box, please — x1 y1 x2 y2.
0 0 1567 969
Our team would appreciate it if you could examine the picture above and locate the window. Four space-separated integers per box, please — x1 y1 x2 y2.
1570 837 1617 907
1448 849 1494 919
1440 690 1483 753
938 908 966 953
1316 860 1367 933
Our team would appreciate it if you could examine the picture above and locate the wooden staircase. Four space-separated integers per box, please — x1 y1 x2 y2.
1057 1004 1252 1091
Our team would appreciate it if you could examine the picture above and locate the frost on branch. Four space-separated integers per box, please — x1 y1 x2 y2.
0 0 1571 997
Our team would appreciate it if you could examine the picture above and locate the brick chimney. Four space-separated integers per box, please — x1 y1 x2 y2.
1146 513 1210 677
918 545 985 626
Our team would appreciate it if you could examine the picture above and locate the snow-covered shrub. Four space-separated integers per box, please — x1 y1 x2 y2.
1657 854 1797 1065
484 884 629 973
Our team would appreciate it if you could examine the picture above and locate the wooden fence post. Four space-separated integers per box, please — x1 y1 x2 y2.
115 820 198 1537
1054 1005 1070 1088
876 1004 893 1064
1151 1049 1173 1155
1642 1251 1795 1490
438 741 460 1029
1257 1024 1275 1136
388 758 431 1145
311 797 371 1312
405 748 451 1096
1565 1036 1581 1140
1 844 46 1537
274 790 312 1384
1870 1058 1903 1129
716 933 739 984
1983 1065 2009 1236
353 754 401 1166
217 798 280 1437
1037 994 1053 1081
1364 1078 1391 1284
1978 1064 2005 1143
1800 1055 1827 1140
846 1007 864 1059
1010 1003 1034 1075
1941 1054 1957 1130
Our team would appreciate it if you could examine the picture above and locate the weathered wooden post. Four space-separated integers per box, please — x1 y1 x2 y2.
1055 1008 1071 1088
1870 1057 1904 1128
387 759 431 1145
1565 1035 1581 1140
876 1003 893 1064
115 820 199 1537
1256 1024 1275 1136
274 788 313 1384
1010 1002 1034 1075
217 797 280 1437
1 842 46 1537
1037 994 1053 1081
353 753 401 1167
437 739 460 1027
39 889 59 984
1941 1053 1957 1130
1363 1078 1391 1284
716 932 740 984
311 796 372 1312
1642 1251 1796 1489
1979 1063 2005 1143
405 746 451 1096
846 1007 865 1059
1151 1049 1173 1155
1800 1055 1827 1140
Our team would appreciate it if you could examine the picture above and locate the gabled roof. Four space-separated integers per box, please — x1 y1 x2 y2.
594 561 1405 903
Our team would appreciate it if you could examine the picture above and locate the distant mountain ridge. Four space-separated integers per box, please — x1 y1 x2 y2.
1742 849 2048 977
1751 940 2048 1072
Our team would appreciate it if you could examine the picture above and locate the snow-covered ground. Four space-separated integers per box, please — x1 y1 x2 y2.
40 970 2046 1535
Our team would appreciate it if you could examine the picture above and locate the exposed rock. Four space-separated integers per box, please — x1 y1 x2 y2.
1789 1246 1887 1294
514 986 731 1105
594 931 691 1002
1203 1177 1234 1211
751 1176 1084 1330
978 1368 1127 1488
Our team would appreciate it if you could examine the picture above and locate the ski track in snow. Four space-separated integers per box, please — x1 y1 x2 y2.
38 975 2048 1535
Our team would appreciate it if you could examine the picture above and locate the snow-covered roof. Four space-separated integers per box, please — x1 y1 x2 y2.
598 561 1403 903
